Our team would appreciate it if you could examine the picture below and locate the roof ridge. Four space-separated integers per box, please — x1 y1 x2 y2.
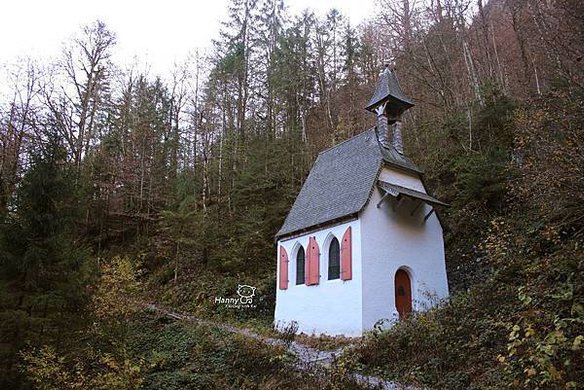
317 128 376 156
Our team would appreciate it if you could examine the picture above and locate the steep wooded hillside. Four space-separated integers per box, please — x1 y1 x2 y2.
1 0 582 388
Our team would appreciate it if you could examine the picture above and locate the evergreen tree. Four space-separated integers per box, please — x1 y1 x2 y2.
0 135 93 388
270 11 317 139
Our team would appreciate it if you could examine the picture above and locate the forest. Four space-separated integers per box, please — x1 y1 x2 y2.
0 0 582 388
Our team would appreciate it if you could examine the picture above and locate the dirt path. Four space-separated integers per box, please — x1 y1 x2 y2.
144 303 412 390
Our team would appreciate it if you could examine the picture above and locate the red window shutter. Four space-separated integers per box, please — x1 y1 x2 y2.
307 237 320 285
279 246 289 290
341 227 352 281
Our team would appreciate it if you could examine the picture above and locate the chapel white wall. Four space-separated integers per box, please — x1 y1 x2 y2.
360 166 449 331
274 219 363 336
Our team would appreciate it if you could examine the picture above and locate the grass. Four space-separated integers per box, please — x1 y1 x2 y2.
294 333 356 351
126 308 367 389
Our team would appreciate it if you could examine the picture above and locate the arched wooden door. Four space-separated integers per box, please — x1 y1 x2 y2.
395 269 412 319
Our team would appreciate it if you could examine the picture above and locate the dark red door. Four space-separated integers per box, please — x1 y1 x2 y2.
395 269 412 319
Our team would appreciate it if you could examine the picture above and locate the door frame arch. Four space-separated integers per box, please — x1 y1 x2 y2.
394 266 415 318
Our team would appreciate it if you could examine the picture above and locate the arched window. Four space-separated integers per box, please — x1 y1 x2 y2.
296 247 305 285
328 237 340 280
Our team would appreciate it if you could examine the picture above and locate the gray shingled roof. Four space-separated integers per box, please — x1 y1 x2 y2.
276 128 422 238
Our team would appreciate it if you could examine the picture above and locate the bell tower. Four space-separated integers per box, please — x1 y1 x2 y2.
365 65 414 154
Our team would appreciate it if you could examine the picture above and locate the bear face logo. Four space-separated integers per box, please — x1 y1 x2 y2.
237 284 256 304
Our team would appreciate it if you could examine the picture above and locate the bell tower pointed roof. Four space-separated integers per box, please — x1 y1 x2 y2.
365 65 414 113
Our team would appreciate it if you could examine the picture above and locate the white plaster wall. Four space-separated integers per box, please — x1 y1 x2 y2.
360 169 449 331
379 166 426 192
274 219 363 336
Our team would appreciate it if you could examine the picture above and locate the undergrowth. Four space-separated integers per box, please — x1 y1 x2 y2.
128 309 365 389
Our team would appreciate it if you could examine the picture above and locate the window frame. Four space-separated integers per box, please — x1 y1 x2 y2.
295 246 305 285
328 237 341 280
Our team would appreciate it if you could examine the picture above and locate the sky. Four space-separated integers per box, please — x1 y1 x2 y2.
0 0 376 78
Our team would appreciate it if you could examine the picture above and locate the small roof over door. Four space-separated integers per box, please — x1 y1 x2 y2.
377 181 448 207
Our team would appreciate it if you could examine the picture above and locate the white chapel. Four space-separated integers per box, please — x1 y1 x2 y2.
274 66 449 336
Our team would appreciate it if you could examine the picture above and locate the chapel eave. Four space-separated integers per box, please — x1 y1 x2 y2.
275 213 359 242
